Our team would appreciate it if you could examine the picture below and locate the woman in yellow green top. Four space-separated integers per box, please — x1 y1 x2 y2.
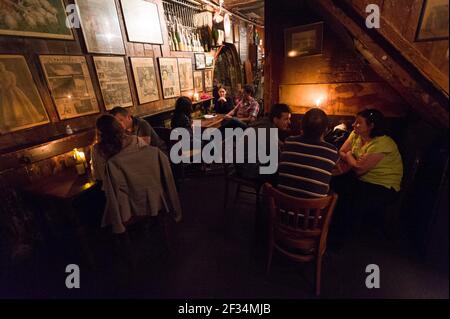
331 109 403 242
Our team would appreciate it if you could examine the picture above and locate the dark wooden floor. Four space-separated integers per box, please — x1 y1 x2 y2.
2 173 448 299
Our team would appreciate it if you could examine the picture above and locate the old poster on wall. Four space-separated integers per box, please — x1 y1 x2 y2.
193 70 203 92
75 0 125 54
93 56 133 110
204 69 213 91
130 57 159 104
40 55 99 120
0 55 49 134
0 0 73 39
158 58 181 99
177 58 194 92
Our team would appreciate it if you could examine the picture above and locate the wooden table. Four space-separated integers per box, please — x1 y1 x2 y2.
23 170 98 268
196 114 226 128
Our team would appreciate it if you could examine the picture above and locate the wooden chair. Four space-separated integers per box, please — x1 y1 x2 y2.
264 184 338 296
224 164 264 211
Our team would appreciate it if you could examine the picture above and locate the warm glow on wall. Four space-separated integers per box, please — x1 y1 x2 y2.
315 96 325 107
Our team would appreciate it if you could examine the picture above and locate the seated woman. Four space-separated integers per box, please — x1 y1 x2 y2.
214 87 234 114
91 114 147 182
171 96 193 132
332 109 403 239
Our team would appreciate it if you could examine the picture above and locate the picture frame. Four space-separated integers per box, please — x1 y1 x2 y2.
121 0 164 44
75 0 126 54
0 55 50 134
204 69 213 91
39 55 99 120
158 58 181 99
193 70 203 93
0 0 74 40
93 56 133 110
205 54 214 68
195 53 206 70
284 22 324 58
130 57 160 104
177 58 194 92
415 0 449 41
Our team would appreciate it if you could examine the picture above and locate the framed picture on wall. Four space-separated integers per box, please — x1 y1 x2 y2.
39 55 99 120
158 58 181 99
284 22 324 58
204 69 213 91
75 0 125 54
0 55 50 134
205 54 214 68
121 0 164 44
0 0 73 40
415 0 449 41
130 57 160 104
177 58 194 92
193 71 203 92
93 56 133 110
195 53 206 70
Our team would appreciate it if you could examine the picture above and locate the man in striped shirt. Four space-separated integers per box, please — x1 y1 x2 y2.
277 108 338 198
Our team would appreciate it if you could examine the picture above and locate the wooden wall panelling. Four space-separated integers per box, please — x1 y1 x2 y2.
347 0 449 95
314 0 448 128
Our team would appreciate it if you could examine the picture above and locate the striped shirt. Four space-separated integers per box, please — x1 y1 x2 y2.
278 136 338 198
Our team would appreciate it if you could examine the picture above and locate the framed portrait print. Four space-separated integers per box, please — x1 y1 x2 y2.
121 0 164 44
204 69 213 91
39 55 99 120
0 55 50 134
158 58 181 99
285 22 324 58
195 53 206 70
0 0 73 40
415 0 449 41
93 56 133 110
177 58 194 92
130 57 159 104
75 0 125 54
193 71 203 93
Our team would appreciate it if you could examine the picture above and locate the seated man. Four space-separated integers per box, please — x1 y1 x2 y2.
235 103 292 183
277 108 339 198
110 106 167 152
222 84 260 130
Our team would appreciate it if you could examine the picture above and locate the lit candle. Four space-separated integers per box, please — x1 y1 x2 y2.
315 98 323 108
73 148 87 175
193 92 200 102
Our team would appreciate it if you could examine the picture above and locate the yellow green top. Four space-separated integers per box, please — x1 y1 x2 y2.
349 131 403 191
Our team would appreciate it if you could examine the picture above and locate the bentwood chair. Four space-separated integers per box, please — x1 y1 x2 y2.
264 184 338 296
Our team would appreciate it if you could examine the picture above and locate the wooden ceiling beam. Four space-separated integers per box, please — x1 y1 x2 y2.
313 0 449 128
336 0 448 97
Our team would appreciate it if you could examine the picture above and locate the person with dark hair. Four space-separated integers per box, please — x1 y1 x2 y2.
223 84 260 128
277 108 339 198
171 96 193 131
109 106 166 151
338 109 403 188
235 103 292 182
91 114 148 182
330 109 403 245
214 87 234 114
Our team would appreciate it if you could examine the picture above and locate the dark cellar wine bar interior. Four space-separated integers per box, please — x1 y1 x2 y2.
0 0 448 301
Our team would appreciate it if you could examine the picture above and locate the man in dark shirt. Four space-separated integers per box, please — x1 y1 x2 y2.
235 103 292 183
110 107 167 152
278 108 338 198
